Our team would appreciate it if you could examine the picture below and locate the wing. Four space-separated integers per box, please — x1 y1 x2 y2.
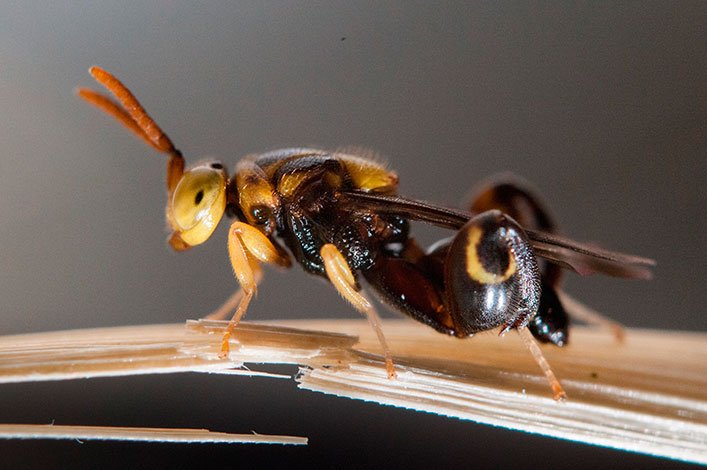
339 190 655 279
523 229 655 279
339 191 470 229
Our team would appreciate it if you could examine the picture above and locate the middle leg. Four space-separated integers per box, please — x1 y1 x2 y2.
443 210 567 399
320 243 397 379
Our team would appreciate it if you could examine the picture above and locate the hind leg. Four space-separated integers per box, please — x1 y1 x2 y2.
321 243 397 379
364 214 566 400
443 210 566 400
469 175 624 343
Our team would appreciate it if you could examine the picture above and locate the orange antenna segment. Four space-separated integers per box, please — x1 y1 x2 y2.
76 88 162 153
79 66 185 192
88 66 177 156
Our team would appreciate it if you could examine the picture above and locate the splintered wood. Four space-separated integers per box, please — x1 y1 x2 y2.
0 319 704 463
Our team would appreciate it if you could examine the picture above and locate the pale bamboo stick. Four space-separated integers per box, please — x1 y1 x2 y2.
0 320 704 463
0 424 307 445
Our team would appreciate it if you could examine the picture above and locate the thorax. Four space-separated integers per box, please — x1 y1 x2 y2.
231 148 406 275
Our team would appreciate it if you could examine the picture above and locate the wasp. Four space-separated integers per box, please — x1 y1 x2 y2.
78 67 654 400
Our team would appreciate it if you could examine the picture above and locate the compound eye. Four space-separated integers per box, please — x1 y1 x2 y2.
171 166 226 245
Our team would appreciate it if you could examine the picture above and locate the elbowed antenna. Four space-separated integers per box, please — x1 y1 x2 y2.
76 66 185 192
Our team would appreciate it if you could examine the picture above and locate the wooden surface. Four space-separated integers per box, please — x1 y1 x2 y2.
0 319 704 463
0 424 306 445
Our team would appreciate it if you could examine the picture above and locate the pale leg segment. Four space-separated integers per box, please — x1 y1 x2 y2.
516 326 567 401
219 222 291 359
205 269 264 321
320 243 397 379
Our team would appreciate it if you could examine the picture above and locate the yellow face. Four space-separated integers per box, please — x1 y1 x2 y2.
169 163 227 247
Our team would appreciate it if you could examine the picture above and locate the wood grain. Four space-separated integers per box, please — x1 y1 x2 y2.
0 319 704 463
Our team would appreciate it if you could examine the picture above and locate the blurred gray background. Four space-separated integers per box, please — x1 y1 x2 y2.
0 2 705 468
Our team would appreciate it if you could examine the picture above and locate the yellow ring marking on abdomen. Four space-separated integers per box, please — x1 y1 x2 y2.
465 226 517 284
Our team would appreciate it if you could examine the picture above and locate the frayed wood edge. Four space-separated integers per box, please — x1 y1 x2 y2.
0 320 705 463
0 424 307 445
